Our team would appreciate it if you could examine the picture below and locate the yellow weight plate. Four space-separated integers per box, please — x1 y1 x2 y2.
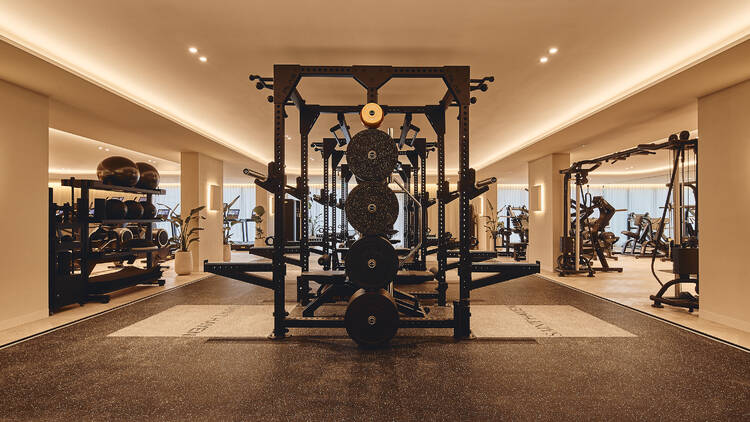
360 103 384 128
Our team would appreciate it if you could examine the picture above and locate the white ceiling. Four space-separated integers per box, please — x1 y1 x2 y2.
1 0 749 177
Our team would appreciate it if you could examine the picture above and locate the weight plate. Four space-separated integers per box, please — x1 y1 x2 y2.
345 236 398 290
345 288 399 347
345 182 398 235
153 229 169 248
346 129 397 182
360 103 384 128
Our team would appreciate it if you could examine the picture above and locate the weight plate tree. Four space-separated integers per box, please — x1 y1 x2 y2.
343 115 400 344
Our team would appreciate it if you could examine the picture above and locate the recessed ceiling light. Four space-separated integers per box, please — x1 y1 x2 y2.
539 57 548 63
97 146 103 150
188 47 198 54
105 148 110 151
549 47 558 54
199 56 207 62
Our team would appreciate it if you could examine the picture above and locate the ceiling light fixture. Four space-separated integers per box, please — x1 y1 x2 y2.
199 56 207 62
189 47 198 54
105 148 110 151
549 47 558 54
97 146 103 150
539 56 548 63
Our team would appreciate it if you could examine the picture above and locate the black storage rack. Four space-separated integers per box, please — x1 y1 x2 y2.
48 178 167 312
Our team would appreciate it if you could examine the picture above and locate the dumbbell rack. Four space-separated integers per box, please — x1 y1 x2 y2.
48 178 166 312
204 65 540 342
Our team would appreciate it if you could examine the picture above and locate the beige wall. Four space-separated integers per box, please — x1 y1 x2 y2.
180 152 223 271
698 79 750 332
0 80 49 330
527 153 569 271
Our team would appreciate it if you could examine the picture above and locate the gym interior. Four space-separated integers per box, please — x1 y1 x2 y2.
1 2 749 420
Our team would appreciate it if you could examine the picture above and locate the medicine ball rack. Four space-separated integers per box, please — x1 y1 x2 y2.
204 65 540 342
48 178 166 312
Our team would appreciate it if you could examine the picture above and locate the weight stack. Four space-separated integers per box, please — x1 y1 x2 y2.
342 106 401 346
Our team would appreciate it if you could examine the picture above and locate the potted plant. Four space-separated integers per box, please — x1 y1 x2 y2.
222 195 241 262
308 199 322 239
250 205 265 241
160 203 205 275
480 199 501 251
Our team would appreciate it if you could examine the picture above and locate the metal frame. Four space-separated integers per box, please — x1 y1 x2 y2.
556 132 698 277
204 65 540 340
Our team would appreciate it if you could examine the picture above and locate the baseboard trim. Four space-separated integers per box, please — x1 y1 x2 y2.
0 309 49 332
0 274 211 350
701 309 750 334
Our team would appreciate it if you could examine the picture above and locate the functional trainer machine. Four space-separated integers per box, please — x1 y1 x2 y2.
556 131 698 297
204 64 540 345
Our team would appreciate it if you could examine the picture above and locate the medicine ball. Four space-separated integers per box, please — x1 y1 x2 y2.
141 202 157 219
124 200 144 219
97 156 140 187
135 162 160 190
105 199 127 220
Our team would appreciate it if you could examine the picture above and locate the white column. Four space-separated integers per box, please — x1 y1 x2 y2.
0 80 49 330
180 152 223 271
698 79 750 332
527 153 570 271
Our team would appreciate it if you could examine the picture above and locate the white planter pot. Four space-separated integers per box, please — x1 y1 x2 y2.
174 251 193 275
223 244 232 262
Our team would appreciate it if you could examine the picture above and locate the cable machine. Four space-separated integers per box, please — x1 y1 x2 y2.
555 130 698 310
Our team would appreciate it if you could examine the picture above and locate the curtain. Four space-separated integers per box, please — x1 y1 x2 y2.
223 185 256 243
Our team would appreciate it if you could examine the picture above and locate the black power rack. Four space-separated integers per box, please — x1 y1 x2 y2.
205 65 540 341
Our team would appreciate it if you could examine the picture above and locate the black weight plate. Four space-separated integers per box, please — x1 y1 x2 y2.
345 182 398 235
346 129 397 181
345 236 398 290
345 289 399 347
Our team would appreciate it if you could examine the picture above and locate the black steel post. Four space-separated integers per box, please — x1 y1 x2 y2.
79 185 90 296
454 68 472 339
146 193 154 268
271 67 290 339
340 169 346 239
322 154 330 270
435 122 448 307
420 153 428 270
297 108 319 303
412 164 419 253
299 143 309 273
331 166 337 266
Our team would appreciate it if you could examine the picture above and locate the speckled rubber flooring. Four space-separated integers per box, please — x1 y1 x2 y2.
1 275 749 421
